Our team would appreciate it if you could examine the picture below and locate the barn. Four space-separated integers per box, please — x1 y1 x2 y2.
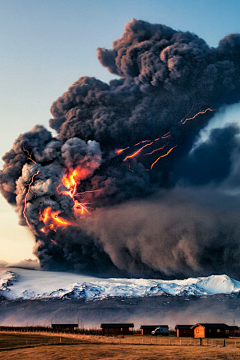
175 325 194 337
191 323 229 338
140 325 167 335
101 323 134 335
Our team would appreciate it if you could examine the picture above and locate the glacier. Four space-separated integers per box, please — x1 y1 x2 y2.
1 267 240 301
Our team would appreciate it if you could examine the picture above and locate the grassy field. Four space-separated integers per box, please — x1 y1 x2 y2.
1 332 240 359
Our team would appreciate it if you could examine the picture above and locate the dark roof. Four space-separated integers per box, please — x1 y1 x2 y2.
101 323 134 328
140 325 168 329
175 325 194 330
52 324 78 327
228 326 239 330
191 323 228 329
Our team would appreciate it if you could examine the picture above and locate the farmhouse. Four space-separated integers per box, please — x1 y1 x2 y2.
101 323 134 335
140 325 168 335
175 325 194 337
51 323 78 331
191 323 229 338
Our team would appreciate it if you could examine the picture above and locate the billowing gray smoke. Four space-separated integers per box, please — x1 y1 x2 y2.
1 19 240 278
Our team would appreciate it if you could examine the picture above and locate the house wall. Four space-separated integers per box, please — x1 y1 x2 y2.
141 327 157 335
194 325 205 338
205 328 229 338
177 329 194 337
194 326 229 338
102 327 133 335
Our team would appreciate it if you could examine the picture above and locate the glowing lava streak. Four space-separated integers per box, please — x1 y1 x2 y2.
123 142 154 161
150 146 177 170
115 147 130 154
181 108 216 125
23 170 40 228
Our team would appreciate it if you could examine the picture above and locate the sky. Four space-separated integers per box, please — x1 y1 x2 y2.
1 0 240 263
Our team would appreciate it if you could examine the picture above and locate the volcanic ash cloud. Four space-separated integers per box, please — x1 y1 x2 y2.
1 19 240 278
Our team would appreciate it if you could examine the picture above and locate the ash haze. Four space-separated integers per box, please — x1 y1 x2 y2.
1 1 240 278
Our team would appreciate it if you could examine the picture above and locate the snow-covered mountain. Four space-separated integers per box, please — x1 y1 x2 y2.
1 267 240 301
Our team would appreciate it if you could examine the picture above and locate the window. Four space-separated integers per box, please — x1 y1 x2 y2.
196 328 199 333
209 329 211 333
217 329 221 333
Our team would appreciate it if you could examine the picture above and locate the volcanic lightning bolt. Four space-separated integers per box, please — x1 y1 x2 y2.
123 142 154 161
40 206 72 234
39 168 91 235
23 170 40 228
116 107 217 171
60 169 90 215
149 146 177 170
180 108 216 125
22 147 36 164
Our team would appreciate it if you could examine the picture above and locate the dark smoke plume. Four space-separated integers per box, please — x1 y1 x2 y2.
1 19 240 278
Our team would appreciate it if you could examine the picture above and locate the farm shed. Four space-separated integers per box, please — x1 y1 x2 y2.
140 325 168 335
175 325 194 337
101 323 134 335
191 323 229 338
51 324 78 331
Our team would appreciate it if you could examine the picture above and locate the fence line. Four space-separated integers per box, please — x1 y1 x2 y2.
1 328 240 348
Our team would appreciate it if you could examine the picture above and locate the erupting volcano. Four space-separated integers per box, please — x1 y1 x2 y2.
1 19 240 278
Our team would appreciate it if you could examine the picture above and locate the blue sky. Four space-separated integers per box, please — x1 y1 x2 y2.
1 0 240 263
